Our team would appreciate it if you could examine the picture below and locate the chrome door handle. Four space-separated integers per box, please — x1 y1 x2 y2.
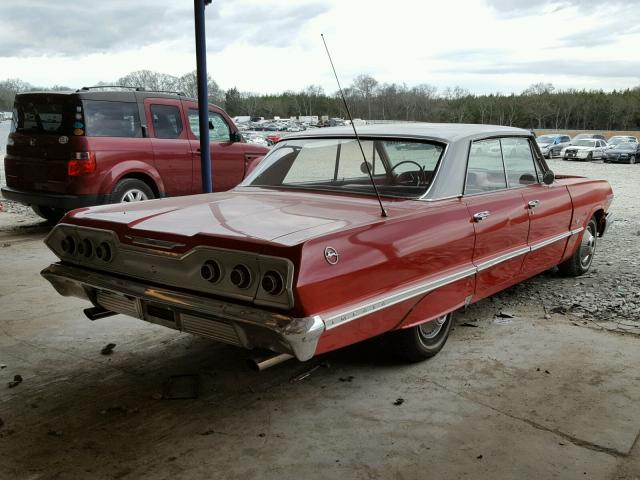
473 211 491 222
528 200 540 209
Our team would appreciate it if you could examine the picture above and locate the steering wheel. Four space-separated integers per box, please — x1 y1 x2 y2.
390 160 425 186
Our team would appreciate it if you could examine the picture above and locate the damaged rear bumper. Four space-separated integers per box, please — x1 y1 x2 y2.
41 263 324 361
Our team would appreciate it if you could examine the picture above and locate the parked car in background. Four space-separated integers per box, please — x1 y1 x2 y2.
607 135 638 147
573 133 606 141
42 123 613 366
242 132 269 147
2 88 269 222
265 133 283 146
536 134 571 158
563 139 608 161
603 142 640 164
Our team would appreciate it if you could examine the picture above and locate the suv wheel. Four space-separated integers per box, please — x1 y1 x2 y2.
112 179 154 204
32 205 65 224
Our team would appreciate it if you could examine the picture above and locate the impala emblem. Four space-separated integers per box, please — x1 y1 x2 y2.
324 246 339 265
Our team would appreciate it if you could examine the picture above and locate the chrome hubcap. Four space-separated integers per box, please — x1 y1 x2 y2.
121 189 148 202
418 314 448 340
580 226 596 268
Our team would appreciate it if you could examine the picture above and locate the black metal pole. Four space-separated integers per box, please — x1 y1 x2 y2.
194 0 212 192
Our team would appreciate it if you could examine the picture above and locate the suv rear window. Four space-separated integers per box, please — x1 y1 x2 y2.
11 95 75 135
83 100 141 137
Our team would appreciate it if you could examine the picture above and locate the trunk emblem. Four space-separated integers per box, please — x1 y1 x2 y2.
324 246 340 265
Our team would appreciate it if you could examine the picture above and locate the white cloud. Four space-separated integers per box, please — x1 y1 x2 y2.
0 0 638 95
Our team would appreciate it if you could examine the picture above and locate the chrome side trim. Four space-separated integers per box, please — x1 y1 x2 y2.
325 227 585 330
475 246 530 272
324 266 477 330
530 229 578 252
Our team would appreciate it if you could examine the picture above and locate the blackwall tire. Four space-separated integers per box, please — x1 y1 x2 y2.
629 155 636 165
32 205 65 224
111 179 154 204
558 217 597 277
389 313 453 362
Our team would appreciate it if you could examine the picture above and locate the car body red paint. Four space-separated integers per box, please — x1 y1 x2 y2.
41 123 614 363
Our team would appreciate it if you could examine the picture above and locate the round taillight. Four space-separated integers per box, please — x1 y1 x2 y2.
60 236 76 255
95 242 112 262
261 271 284 296
230 265 252 289
77 238 93 258
201 260 222 283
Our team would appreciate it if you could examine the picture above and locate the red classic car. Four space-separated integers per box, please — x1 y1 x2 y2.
41 124 614 367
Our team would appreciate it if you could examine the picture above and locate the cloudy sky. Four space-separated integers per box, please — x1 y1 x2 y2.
0 0 638 95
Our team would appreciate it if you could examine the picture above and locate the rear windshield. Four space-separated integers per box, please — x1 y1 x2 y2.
11 94 75 135
83 100 142 137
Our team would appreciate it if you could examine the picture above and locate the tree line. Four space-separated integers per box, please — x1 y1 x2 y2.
2 71 639 131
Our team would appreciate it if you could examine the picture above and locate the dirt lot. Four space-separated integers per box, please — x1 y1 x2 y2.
0 158 639 479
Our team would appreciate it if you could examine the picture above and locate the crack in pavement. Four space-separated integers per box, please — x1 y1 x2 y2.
422 377 633 458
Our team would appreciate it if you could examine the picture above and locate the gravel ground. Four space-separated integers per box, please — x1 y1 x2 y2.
0 151 638 332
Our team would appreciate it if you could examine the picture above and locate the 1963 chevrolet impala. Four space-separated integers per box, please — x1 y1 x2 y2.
41 123 614 366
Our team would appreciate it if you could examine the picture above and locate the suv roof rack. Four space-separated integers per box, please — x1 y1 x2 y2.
77 86 187 96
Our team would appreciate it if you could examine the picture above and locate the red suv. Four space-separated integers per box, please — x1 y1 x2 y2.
2 88 269 222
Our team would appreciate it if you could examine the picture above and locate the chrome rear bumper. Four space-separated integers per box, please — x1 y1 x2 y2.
41 263 324 361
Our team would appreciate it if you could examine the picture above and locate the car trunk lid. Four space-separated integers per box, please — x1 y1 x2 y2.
67 188 407 247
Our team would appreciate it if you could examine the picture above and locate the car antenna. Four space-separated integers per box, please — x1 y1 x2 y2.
321 34 388 218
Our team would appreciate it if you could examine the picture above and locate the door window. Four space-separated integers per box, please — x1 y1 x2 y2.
150 104 183 139
465 139 507 195
188 109 231 142
501 138 538 187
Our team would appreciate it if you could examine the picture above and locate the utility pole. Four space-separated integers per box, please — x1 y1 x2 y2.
194 0 212 192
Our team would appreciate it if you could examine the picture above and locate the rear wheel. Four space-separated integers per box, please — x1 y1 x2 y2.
586 152 593 161
629 155 636 164
558 217 597 276
389 313 453 362
32 205 65 224
111 179 154 204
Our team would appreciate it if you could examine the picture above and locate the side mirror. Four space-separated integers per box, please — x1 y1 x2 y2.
360 161 373 174
543 170 555 185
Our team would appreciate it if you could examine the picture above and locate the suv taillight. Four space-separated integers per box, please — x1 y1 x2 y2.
68 152 96 176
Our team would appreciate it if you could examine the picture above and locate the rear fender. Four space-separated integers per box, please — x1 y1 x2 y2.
103 161 165 197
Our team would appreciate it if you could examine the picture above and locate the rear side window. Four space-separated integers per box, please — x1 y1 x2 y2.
11 95 74 135
465 139 507 194
151 104 183 139
83 100 141 137
501 138 538 187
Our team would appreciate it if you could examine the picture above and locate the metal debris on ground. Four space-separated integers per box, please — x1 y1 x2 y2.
393 398 405 406
163 374 200 400
7 375 22 388
496 311 514 318
100 343 116 355
289 361 330 383
494 316 513 325
338 375 355 382
460 322 479 328
0 364 6 369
